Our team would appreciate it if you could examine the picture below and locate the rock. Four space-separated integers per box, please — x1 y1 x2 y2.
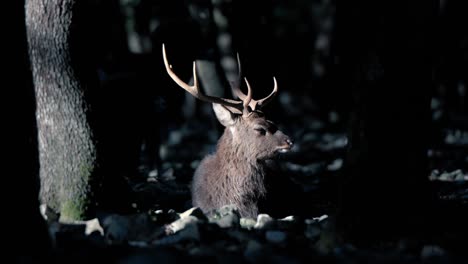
155 221 200 245
154 213 202 245
329 111 340 123
304 215 328 242
208 205 240 228
190 160 200 170
240 218 257 230
148 169 158 178
317 133 348 151
84 218 103 236
254 214 275 230
226 229 252 243
305 215 328 225
265 230 287 244
100 215 129 244
421 245 446 259
179 207 207 221
167 209 180 218
209 204 239 217
212 214 239 228
277 215 300 230
162 168 176 181
314 216 337 255
168 130 183 145
101 213 160 244
244 240 264 263
128 240 149 247
166 215 199 234
285 162 323 176
188 245 217 258
327 158 343 171
439 169 466 181
304 224 321 241
316 215 329 222
147 208 181 225
147 176 158 182
280 215 295 222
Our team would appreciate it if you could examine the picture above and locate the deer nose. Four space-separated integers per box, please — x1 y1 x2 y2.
285 138 293 147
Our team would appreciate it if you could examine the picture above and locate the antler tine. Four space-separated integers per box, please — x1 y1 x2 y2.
162 44 243 112
242 78 253 116
231 53 247 100
163 43 197 95
237 76 278 112
228 53 278 111
255 77 278 108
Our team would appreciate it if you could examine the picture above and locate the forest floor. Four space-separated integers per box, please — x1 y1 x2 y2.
46 93 467 263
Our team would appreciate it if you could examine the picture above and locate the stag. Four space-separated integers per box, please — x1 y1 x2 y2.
162 44 293 218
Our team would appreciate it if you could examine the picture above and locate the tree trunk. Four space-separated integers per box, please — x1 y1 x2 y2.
337 0 437 244
26 0 98 221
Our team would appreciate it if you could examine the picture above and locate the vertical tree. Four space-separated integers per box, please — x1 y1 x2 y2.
337 0 437 244
26 0 99 221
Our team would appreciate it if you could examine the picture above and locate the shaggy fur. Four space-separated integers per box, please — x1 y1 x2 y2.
191 111 292 218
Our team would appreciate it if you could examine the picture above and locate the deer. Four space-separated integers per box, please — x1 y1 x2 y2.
162 44 294 218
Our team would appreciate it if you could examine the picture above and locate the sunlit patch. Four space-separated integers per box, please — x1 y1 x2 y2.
229 126 236 135
277 147 290 154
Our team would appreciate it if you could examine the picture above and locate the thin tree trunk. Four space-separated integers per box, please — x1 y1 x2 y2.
26 0 98 221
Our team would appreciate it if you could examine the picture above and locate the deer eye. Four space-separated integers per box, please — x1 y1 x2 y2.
254 127 267 136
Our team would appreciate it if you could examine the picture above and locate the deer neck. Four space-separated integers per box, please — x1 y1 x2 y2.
215 129 267 197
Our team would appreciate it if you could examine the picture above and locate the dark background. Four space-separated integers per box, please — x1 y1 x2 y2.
10 0 468 262
85 0 467 176
86 0 466 212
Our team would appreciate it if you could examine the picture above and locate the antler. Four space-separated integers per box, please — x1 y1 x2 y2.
230 54 278 112
163 44 252 115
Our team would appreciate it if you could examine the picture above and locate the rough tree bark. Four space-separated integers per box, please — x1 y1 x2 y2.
337 0 437 244
26 0 98 221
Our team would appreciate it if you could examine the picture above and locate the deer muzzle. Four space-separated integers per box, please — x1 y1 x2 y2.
276 138 294 153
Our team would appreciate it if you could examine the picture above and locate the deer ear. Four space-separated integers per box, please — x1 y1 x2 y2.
212 103 236 127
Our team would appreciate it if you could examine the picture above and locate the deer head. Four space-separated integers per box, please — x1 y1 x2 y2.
162 44 293 160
